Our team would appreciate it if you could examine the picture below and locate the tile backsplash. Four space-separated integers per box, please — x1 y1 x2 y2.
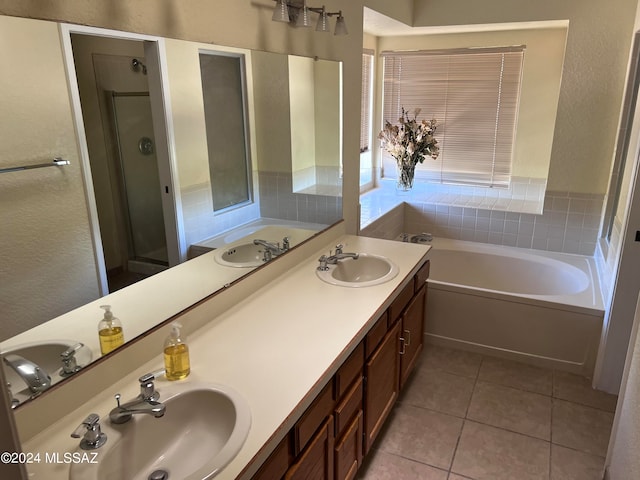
182 172 343 248
361 187 604 256
258 171 342 225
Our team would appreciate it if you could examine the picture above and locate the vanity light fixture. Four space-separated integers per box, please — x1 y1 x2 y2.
271 1 348 36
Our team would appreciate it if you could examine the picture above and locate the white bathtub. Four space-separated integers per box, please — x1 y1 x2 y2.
421 237 604 375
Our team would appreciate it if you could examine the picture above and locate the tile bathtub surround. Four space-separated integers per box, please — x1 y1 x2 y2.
404 190 604 255
258 171 343 225
361 184 604 255
358 345 617 480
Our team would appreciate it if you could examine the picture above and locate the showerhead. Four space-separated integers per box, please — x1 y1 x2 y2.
131 58 147 75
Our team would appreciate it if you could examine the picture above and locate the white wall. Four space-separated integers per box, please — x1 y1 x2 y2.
413 0 638 195
606 294 640 478
0 16 101 339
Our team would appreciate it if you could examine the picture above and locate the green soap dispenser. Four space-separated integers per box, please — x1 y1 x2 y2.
164 322 190 380
98 305 124 355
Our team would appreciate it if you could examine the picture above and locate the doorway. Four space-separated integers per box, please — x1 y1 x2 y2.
60 26 182 295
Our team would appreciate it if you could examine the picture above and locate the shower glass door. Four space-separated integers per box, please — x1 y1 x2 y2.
111 92 168 266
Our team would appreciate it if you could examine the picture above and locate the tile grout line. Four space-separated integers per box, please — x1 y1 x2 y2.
447 354 485 477
403 348 612 478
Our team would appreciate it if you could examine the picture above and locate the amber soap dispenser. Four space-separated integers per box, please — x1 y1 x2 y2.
164 322 190 380
98 305 124 355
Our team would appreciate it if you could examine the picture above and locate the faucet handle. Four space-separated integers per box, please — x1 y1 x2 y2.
60 342 84 376
335 243 344 254
138 369 165 401
317 255 329 271
71 413 107 450
282 236 290 250
6 383 19 409
138 369 165 384
60 342 84 360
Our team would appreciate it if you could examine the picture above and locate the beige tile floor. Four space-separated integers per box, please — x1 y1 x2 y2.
358 345 618 480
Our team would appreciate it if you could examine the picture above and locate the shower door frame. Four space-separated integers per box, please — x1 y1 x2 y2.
58 23 185 296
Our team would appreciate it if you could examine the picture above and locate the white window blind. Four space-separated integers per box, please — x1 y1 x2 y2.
382 47 525 188
360 51 374 152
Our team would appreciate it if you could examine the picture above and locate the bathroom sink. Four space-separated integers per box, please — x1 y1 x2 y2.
316 253 399 287
70 383 251 480
213 242 271 268
1 340 92 403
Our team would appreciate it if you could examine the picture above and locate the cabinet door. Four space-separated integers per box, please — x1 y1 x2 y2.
399 286 426 390
364 320 401 454
285 416 334 480
334 410 363 480
251 436 290 480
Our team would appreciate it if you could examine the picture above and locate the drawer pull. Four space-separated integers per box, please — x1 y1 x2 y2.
404 329 411 346
399 337 406 355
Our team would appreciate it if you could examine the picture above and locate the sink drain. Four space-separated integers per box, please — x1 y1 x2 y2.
148 470 169 480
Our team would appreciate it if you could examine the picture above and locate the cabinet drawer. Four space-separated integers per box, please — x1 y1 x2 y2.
414 260 430 293
335 375 363 436
294 381 335 455
388 280 414 322
335 343 364 399
252 435 290 480
365 311 388 358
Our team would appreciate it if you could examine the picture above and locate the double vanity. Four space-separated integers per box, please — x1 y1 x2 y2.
20 233 430 480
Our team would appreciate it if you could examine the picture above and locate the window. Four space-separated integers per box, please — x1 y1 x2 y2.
360 50 375 189
199 51 252 212
381 46 525 188
360 50 374 153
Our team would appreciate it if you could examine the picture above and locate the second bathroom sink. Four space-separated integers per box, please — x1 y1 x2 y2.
213 242 270 268
316 253 399 287
70 382 251 480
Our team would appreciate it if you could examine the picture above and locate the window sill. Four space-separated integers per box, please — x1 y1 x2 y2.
360 178 545 228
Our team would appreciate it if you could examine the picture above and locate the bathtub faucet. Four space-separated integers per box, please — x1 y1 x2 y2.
410 232 433 244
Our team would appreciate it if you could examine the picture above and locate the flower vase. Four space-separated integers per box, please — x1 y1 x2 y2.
396 164 415 194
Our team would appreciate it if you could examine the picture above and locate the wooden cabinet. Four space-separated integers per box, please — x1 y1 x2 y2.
334 410 363 480
334 376 363 480
286 416 334 480
399 286 426 390
251 436 290 480
294 381 334 455
363 320 401 454
251 259 430 480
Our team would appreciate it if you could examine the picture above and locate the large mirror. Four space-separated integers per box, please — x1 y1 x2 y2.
0 15 343 407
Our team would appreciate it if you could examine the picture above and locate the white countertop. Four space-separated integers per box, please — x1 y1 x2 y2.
23 234 430 480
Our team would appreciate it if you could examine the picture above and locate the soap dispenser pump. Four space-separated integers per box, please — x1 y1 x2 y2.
164 322 190 381
98 305 124 355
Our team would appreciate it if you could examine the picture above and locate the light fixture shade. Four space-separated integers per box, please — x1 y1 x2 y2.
294 4 312 27
272 0 290 23
316 9 330 32
334 13 348 35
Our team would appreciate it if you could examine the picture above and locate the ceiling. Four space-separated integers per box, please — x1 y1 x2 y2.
362 7 568 37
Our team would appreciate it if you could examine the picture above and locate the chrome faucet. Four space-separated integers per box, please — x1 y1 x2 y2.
317 244 359 271
71 413 107 450
60 342 84 377
253 238 288 256
410 232 433 244
109 370 166 424
2 354 51 395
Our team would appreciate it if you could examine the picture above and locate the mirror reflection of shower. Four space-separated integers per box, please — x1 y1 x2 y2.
71 34 169 292
131 57 147 75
